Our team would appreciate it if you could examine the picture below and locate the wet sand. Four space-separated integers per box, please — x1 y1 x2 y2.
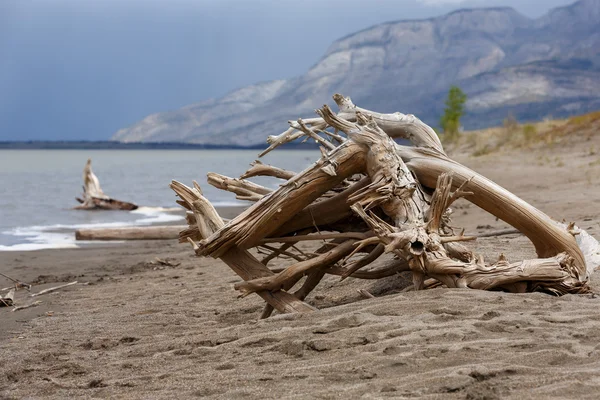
1 142 600 399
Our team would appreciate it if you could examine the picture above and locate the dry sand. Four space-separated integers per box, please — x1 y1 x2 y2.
1 140 600 399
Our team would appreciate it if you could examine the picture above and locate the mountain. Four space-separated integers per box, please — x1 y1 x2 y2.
113 0 600 146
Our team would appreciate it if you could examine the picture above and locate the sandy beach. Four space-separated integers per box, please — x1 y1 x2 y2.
2 139 600 399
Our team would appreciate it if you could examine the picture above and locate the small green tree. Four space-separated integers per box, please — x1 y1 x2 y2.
440 85 467 143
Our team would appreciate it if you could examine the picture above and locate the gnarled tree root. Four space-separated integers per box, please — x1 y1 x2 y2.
170 93 597 317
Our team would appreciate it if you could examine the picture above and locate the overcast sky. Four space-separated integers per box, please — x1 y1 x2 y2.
0 0 577 140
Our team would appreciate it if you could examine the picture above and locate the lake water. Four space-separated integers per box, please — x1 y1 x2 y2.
0 149 318 251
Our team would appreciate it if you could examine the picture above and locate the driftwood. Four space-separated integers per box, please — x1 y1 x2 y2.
0 289 15 307
171 93 600 318
12 300 42 312
75 225 185 241
241 160 295 180
74 159 138 210
30 281 78 297
0 272 31 291
153 257 181 267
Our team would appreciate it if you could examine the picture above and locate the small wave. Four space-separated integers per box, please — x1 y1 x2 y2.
130 206 184 224
1 206 185 252
5 221 135 236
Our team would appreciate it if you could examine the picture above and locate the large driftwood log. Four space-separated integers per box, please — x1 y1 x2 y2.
74 159 138 211
75 226 186 241
171 93 600 318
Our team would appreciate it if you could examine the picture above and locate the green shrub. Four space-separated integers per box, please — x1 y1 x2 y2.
440 86 467 143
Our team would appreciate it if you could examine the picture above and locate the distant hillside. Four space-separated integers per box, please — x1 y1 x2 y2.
450 109 600 157
113 0 600 146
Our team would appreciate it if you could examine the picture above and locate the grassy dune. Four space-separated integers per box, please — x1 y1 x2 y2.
447 110 600 158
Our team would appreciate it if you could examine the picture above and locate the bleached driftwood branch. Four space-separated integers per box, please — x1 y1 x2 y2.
30 281 78 297
240 160 295 180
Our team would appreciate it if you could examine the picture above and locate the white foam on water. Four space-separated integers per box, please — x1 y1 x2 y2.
0 206 185 252
0 231 78 251
130 206 184 224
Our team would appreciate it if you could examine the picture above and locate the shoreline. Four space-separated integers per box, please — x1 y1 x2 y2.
0 205 245 337
0 141 320 150
0 205 247 252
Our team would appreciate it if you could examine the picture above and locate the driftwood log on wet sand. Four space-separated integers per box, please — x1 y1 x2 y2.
75 226 185 241
170 93 600 318
74 159 138 210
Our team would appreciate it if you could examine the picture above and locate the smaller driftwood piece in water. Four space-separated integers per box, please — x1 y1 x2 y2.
171 93 600 319
74 159 138 210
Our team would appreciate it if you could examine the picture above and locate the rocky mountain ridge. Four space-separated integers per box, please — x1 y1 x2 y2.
113 0 600 146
